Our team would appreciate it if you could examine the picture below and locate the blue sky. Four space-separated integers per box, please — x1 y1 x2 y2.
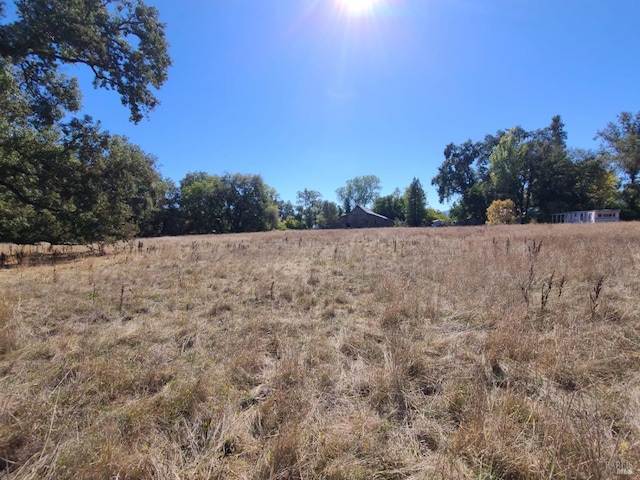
73 0 639 209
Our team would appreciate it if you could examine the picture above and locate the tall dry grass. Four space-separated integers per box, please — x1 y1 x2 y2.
0 224 639 479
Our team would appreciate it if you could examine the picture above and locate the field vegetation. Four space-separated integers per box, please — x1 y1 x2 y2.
1 224 639 479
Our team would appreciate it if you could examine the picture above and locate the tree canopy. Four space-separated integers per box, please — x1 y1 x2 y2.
336 175 382 212
404 178 427 227
0 119 167 244
433 115 625 224
296 189 322 228
0 0 172 244
179 173 278 234
596 111 640 219
0 0 171 124
372 188 405 223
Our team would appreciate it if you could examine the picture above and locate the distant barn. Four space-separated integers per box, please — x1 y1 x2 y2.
332 206 394 229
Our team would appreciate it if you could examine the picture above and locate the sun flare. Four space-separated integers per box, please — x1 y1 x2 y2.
339 0 378 15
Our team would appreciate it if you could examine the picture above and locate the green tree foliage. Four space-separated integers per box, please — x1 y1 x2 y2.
526 116 576 221
0 0 171 125
0 0 172 243
431 134 501 224
335 183 354 213
449 183 491 224
179 172 226 234
282 216 302 229
224 173 278 233
596 111 640 219
432 140 482 202
426 207 448 225
82 135 168 241
160 178 183 236
436 116 620 224
316 200 340 228
276 200 296 222
0 117 166 244
571 149 618 211
486 199 517 225
488 127 530 220
296 189 322 228
179 173 278 234
404 178 427 227
336 175 382 211
372 188 405 222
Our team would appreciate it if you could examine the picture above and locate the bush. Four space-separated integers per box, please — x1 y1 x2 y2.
486 199 517 225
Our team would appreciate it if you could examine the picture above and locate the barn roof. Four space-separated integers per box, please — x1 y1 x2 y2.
356 206 391 220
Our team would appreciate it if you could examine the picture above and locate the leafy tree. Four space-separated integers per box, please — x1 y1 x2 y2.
222 173 277 233
526 116 576 221
282 216 303 230
570 149 619 211
426 208 448 225
488 127 529 220
336 175 382 210
404 178 427 227
0 0 171 125
87 135 167 241
160 178 184 236
0 117 165 243
432 114 636 223
296 189 322 228
335 183 354 213
486 199 517 225
316 200 341 228
596 111 640 219
276 200 296 222
179 172 226 234
432 140 482 203
0 0 171 243
372 188 405 222
431 133 501 224
179 173 278 234
448 183 492 224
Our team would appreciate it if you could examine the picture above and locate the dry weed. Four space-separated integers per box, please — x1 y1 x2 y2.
1 224 639 478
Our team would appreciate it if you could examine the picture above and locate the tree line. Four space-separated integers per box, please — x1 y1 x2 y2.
274 176 440 230
2 1 639 245
431 114 640 223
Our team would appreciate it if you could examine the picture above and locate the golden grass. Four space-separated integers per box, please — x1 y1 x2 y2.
1 224 639 479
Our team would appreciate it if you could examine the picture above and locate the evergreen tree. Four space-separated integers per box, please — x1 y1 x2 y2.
527 116 576 221
404 178 427 227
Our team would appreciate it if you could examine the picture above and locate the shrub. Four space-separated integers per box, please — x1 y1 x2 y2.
486 199 517 224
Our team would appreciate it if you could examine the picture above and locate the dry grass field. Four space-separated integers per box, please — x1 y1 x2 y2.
1 224 639 479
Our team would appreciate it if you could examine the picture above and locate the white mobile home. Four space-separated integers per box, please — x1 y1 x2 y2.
551 209 620 224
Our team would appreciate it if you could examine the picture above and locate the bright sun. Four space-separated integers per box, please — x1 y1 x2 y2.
339 0 378 15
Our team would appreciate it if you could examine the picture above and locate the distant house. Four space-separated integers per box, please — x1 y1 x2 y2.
551 209 620 224
332 206 394 229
